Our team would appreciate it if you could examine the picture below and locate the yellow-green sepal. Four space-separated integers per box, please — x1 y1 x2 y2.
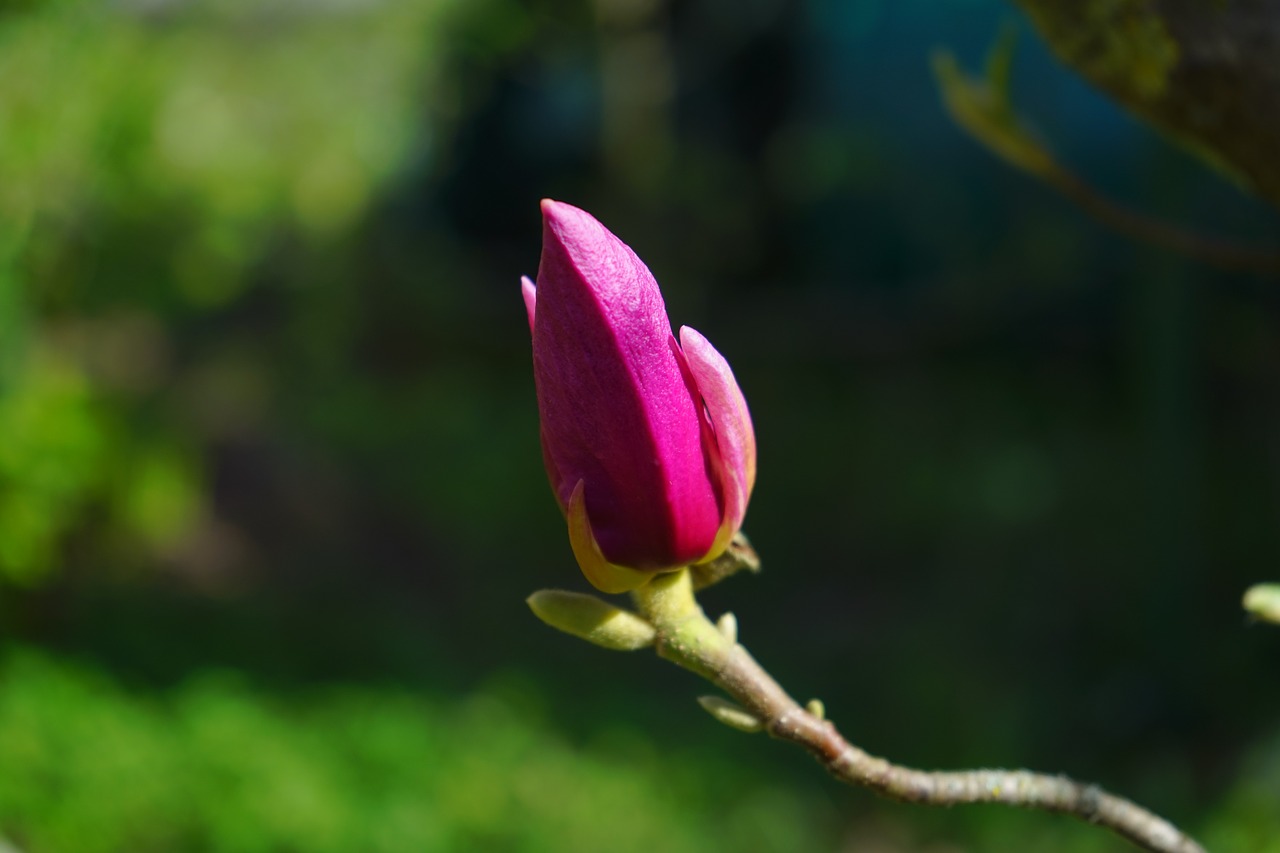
567 480 652 594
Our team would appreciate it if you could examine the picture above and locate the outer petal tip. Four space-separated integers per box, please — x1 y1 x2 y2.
539 200 617 270
539 198 581 235
566 481 652 594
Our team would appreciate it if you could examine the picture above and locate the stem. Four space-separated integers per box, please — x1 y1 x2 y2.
1048 170 1280 277
631 570 1205 853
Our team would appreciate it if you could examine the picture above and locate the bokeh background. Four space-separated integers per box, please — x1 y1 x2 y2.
2 0 1279 850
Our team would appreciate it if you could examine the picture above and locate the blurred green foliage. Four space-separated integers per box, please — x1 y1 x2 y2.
0 648 842 853
1 647 1277 852
0 352 108 582
0 0 460 585
1204 731 1280 853
0 0 1278 849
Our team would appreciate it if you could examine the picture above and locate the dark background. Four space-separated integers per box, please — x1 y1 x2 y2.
1 0 1278 850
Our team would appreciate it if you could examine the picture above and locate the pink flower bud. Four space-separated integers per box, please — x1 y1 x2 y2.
524 199 756 592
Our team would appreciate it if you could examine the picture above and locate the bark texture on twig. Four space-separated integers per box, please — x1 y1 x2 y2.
1013 0 1280 210
627 570 1205 853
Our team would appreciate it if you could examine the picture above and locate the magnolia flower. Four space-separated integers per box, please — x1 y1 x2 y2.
523 199 755 593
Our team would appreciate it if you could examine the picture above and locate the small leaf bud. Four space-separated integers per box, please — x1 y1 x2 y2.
697 695 763 733
1244 583 1280 625
716 612 738 644
527 590 656 651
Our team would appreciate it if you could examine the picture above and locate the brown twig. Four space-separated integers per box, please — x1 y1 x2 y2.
933 44 1280 279
628 570 1205 853
1048 170 1280 277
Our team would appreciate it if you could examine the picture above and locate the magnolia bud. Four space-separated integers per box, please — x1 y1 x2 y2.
522 200 756 592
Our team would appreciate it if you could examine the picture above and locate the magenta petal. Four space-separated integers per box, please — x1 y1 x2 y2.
531 200 722 570
679 325 756 544
521 275 537 331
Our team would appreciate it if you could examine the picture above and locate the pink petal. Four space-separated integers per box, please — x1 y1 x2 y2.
679 325 756 554
521 275 536 331
533 200 721 569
